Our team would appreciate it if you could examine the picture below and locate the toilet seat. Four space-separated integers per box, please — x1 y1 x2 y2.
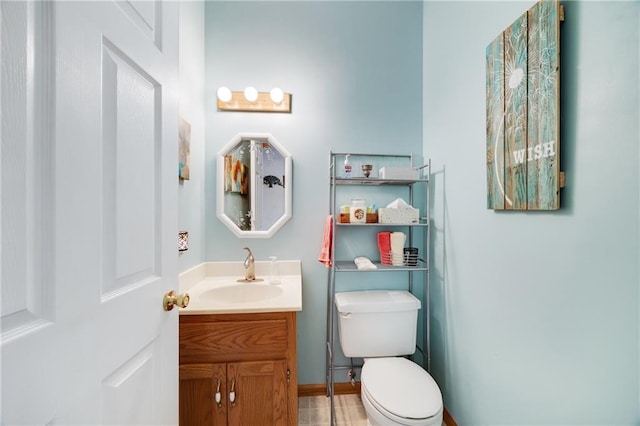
361 357 442 424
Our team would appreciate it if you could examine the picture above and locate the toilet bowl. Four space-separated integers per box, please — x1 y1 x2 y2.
361 357 443 426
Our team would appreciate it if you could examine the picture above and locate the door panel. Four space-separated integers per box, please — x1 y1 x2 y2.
1 2 59 423
228 361 288 426
101 38 160 297
102 340 161 425
1 1 179 424
114 1 162 49
179 363 226 426
1 0 54 344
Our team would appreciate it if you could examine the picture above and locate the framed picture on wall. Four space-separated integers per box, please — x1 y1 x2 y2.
486 0 564 210
178 116 191 180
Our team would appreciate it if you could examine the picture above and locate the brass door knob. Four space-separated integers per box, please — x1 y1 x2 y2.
163 290 190 311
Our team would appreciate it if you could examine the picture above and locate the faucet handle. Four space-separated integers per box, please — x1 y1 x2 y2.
242 247 256 281
243 247 254 266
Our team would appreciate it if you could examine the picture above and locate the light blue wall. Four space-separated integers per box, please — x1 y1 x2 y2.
195 1 640 422
424 1 639 424
178 1 206 272
204 1 424 385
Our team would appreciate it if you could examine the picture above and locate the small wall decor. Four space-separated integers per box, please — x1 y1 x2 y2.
486 0 564 210
178 116 191 180
178 231 189 252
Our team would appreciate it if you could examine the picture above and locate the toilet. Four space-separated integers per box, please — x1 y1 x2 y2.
335 290 443 426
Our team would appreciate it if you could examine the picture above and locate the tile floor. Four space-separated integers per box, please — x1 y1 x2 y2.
298 394 367 426
297 394 448 426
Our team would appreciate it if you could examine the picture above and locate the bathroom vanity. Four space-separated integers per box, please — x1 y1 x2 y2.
179 311 296 425
178 261 302 426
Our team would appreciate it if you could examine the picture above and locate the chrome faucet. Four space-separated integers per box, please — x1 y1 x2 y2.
243 247 256 281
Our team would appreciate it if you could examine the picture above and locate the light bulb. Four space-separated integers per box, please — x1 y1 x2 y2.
244 86 258 102
270 88 284 104
217 87 232 103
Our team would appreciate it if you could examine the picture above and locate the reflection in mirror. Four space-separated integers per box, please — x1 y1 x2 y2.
217 133 292 238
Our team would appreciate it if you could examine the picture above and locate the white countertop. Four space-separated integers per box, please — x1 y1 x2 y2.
178 260 302 315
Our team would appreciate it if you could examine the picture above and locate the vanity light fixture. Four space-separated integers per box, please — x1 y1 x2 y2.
216 86 292 113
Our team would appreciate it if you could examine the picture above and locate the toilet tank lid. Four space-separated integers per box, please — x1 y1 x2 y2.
334 290 421 313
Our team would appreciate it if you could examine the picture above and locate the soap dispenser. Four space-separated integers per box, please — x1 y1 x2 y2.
343 154 352 178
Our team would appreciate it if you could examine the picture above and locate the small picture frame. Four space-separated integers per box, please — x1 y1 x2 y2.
178 116 191 180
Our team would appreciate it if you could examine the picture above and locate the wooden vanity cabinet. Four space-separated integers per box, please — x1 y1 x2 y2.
179 311 297 426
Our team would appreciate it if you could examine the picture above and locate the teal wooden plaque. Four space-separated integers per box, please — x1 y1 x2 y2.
486 0 561 210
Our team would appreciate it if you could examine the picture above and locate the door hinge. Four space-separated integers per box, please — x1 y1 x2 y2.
286 369 290 383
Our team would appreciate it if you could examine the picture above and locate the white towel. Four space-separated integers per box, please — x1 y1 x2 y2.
354 256 377 270
390 232 406 266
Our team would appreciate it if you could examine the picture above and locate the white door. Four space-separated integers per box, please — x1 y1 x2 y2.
1 1 179 424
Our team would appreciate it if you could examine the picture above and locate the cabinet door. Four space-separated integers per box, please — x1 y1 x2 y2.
227 360 288 426
180 363 227 425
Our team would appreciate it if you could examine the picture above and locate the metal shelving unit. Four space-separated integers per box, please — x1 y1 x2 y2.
325 152 431 425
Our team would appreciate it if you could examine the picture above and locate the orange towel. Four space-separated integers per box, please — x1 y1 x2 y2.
377 231 392 265
318 215 333 267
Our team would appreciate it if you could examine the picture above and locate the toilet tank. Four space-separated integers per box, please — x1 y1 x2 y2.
334 290 421 358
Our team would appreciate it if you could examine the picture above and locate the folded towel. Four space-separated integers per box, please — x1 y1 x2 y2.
318 215 333 267
390 231 406 266
377 231 391 265
354 256 377 270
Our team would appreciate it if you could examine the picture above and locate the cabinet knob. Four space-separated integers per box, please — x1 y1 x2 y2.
163 290 190 311
229 378 236 407
215 378 222 408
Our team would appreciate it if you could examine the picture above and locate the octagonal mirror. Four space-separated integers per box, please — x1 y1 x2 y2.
217 133 292 238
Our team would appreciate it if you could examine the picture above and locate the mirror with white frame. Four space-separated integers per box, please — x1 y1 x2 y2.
216 133 292 238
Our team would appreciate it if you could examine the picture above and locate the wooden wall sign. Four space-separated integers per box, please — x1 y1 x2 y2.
486 0 563 210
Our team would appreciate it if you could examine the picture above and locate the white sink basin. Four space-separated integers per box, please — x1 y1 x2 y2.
200 283 284 303
178 260 302 314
